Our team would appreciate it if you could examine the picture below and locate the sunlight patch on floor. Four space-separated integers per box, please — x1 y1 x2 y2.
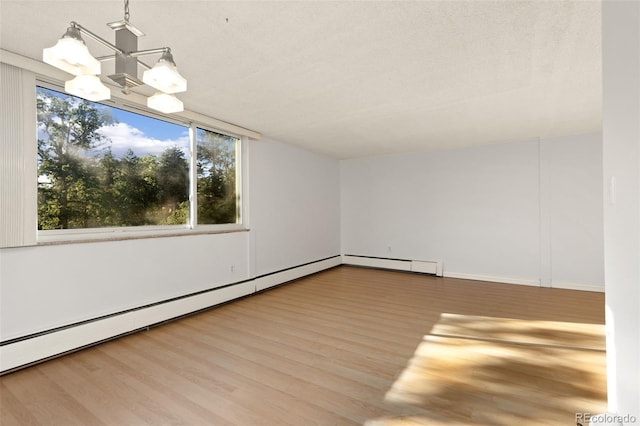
375 314 607 426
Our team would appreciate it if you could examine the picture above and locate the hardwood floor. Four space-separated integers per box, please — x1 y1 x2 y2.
0 266 606 425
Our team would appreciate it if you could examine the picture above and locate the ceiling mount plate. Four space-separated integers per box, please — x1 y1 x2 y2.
107 20 145 37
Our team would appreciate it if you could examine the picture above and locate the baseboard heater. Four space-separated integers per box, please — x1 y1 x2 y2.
342 254 443 276
0 255 341 374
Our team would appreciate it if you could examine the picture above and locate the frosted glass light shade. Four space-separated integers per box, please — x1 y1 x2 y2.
65 75 111 102
147 92 183 113
43 31 100 75
142 55 187 94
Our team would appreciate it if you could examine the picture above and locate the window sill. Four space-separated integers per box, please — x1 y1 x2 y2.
37 227 250 246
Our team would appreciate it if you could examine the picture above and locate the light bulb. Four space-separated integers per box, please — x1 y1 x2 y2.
65 75 111 102
43 27 100 75
147 92 183 113
142 51 187 94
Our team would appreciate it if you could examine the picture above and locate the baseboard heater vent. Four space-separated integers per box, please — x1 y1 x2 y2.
0 255 341 374
342 255 443 277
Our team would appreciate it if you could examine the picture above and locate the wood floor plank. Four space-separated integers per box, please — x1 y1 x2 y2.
0 266 606 425
173 321 387 423
96 339 291 425
35 357 149 425
0 367 105 425
120 333 332 426
205 309 398 387
0 381 41 426
145 324 361 424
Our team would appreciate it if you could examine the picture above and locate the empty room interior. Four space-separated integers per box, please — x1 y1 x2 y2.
0 1 638 425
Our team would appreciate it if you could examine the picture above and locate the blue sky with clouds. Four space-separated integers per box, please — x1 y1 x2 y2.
38 86 190 158
109 107 187 142
99 103 190 158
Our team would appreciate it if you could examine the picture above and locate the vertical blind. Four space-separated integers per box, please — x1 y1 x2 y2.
1 62 37 247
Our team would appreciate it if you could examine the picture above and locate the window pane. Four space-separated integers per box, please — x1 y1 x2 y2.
196 128 239 225
37 86 190 230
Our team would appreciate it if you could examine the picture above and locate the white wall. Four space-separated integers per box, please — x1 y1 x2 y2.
543 134 605 290
602 0 640 418
341 134 604 290
0 58 343 348
249 137 341 276
0 137 342 344
0 233 249 341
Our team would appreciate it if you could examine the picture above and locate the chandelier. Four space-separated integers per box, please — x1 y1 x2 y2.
42 0 186 113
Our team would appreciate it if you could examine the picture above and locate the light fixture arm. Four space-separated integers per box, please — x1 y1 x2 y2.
93 54 153 72
128 48 172 71
43 0 187 113
128 47 170 58
70 21 170 65
69 21 125 55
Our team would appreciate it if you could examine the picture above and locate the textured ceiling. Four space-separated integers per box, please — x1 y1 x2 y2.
0 0 601 159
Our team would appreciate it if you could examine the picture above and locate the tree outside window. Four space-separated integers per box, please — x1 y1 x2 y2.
196 128 239 225
36 86 240 231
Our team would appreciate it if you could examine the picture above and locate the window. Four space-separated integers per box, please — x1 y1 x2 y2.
36 85 242 238
196 128 240 225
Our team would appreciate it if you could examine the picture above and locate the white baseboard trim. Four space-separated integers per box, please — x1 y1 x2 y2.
0 255 601 373
443 272 605 292
0 256 340 374
342 254 443 276
0 282 255 373
551 281 605 293
342 255 602 292
342 254 411 271
443 271 541 287
254 256 342 292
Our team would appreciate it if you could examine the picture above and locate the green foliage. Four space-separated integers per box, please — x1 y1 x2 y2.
164 201 190 225
157 146 189 211
196 128 238 224
37 88 238 230
37 90 111 229
37 88 237 230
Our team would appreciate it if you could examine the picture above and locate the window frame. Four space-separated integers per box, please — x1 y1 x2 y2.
35 80 247 244
191 126 244 229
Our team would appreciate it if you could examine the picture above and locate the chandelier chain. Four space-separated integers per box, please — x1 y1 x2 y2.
124 0 130 22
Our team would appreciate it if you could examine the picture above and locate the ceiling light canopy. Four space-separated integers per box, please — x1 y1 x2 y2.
42 0 186 113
